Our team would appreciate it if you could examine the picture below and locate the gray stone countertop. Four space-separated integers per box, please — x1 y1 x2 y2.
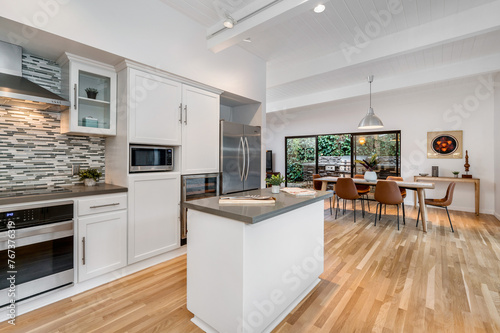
0 183 128 206
183 188 333 224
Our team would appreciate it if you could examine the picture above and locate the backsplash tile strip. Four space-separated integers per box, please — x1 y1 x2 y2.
0 54 106 189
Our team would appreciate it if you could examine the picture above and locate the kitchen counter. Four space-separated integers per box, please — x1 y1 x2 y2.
187 187 329 333
0 183 127 205
183 188 332 223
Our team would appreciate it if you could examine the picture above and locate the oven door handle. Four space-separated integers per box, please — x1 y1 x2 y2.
0 220 74 250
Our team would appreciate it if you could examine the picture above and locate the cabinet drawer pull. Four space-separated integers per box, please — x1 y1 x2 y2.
184 105 188 125
74 83 78 110
90 203 120 209
82 237 86 265
179 103 182 123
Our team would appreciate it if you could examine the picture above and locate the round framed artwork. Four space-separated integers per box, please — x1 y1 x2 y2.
427 130 463 159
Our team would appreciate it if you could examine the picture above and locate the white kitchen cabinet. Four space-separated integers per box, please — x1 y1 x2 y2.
181 85 220 174
58 53 117 136
77 194 127 282
129 69 182 145
128 173 180 264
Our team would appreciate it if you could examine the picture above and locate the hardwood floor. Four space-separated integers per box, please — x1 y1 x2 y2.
2 202 499 332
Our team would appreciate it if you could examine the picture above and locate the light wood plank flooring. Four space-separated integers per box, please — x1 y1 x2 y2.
1 202 499 332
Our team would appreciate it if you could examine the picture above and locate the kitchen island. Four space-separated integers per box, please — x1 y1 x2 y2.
183 188 332 333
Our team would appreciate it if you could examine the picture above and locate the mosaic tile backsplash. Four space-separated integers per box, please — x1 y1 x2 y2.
0 54 105 189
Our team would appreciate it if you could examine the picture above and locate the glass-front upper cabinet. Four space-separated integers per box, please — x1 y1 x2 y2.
57 53 117 136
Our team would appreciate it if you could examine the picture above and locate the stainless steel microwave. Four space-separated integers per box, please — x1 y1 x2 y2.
129 145 174 173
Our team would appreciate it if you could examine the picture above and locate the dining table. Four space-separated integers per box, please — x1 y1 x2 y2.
316 177 435 232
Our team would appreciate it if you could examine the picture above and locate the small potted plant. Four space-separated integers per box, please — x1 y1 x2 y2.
355 154 378 181
266 174 285 194
452 171 460 178
79 168 102 186
85 87 99 99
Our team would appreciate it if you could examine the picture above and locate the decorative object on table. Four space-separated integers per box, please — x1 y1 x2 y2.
78 168 102 186
427 130 463 159
266 174 285 194
452 171 459 178
355 153 378 181
418 173 428 177
462 150 472 178
432 166 439 177
82 116 98 128
358 75 384 129
85 87 98 99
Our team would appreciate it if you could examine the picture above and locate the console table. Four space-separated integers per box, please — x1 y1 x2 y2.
413 176 480 215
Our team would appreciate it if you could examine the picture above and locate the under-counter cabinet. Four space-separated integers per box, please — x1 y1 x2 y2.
58 53 117 136
77 194 127 282
128 173 181 264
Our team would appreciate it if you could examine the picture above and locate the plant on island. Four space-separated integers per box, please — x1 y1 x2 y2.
266 174 285 186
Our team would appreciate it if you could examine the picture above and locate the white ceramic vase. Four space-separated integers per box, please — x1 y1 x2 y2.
84 178 96 187
364 171 377 182
271 185 280 194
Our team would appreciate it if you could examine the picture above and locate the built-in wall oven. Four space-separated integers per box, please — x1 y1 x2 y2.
129 145 174 173
181 174 219 245
0 201 74 307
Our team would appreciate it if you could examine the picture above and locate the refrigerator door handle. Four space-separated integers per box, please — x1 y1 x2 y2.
244 137 250 181
239 137 245 181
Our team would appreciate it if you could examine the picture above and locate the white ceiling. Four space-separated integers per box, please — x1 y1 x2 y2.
160 0 500 111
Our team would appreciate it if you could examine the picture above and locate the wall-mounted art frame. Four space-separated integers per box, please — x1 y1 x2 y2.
427 130 463 159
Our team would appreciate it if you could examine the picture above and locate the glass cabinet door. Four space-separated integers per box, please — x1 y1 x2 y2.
77 70 112 130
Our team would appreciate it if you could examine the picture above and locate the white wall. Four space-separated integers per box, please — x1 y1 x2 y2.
0 0 266 103
495 73 500 220
266 75 496 214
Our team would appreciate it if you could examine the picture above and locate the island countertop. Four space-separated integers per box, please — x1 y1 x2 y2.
183 188 332 224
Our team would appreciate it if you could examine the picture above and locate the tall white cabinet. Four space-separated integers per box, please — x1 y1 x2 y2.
181 85 220 174
128 69 182 146
106 60 222 265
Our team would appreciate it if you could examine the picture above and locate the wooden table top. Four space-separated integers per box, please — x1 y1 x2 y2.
316 177 435 190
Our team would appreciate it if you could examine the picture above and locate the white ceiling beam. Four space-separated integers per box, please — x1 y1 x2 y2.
267 52 500 113
267 0 500 88
207 0 311 53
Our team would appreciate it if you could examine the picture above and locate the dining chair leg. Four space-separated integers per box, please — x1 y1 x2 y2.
353 200 356 223
379 203 382 221
374 203 379 226
343 199 346 215
329 197 333 215
402 203 406 225
397 204 400 230
366 195 370 211
416 207 420 227
335 195 339 219
361 199 365 218
445 207 455 233
384 205 387 214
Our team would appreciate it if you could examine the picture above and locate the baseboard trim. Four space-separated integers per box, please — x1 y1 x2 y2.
495 212 500 222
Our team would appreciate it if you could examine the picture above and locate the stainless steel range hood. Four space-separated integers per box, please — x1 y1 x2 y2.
0 41 69 112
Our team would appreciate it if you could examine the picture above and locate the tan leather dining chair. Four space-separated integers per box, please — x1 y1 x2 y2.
335 178 364 222
416 182 456 232
313 174 333 215
374 180 405 230
354 174 370 212
386 176 406 221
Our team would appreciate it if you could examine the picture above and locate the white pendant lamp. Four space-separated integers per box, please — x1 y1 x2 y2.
358 75 384 129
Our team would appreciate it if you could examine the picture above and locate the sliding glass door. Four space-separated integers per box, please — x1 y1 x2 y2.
285 131 400 187
352 132 400 178
285 136 316 188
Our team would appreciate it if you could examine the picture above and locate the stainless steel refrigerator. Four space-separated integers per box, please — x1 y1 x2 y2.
220 121 261 194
